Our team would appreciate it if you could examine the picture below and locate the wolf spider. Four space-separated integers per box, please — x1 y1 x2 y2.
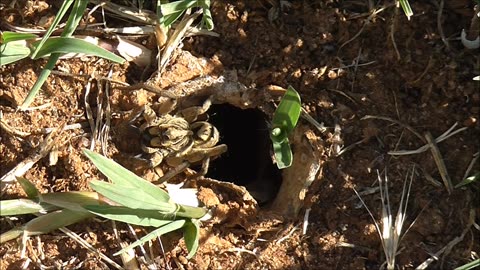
140 97 227 183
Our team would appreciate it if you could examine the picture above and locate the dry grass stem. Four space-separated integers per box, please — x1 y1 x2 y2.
389 6 401 60
354 168 414 270
361 115 425 142
302 208 311 235
157 11 200 77
301 107 326 133
425 132 453 194
388 123 467 155
59 226 125 270
0 125 65 184
461 151 479 181
416 208 475 269
437 0 450 49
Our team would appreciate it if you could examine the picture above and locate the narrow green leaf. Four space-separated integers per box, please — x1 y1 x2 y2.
16 176 40 199
19 54 57 109
21 0 89 109
89 180 177 212
84 205 176 227
0 32 38 43
398 0 413 20
0 42 31 66
160 11 185 28
201 0 214 30
1 209 93 243
454 259 480 270
31 37 124 63
160 0 199 15
40 191 102 212
83 149 171 202
175 204 208 219
0 199 58 216
62 0 89 36
455 172 479 188
24 209 92 236
183 219 200 259
0 228 24 244
114 220 186 256
30 0 75 58
271 85 301 135
272 140 293 169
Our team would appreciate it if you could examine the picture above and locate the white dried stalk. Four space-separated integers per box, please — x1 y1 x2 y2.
354 167 414 270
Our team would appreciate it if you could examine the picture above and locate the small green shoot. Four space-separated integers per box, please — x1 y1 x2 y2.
454 259 480 270
158 0 214 30
398 0 413 20
455 172 479 188
270 85 301 169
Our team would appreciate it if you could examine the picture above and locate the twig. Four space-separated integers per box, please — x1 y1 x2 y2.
338 5 389 51
461 151 479 181
388 123 467 155
275 225 298 244
0 125 65 184
437 0 450 49
389 6 401 60
408 56 434 85
425 132 453 194
157 10 201 78
301 108 326 133
361 115 425 142
59 226 125 270
88 0 157 24
0 111 31 137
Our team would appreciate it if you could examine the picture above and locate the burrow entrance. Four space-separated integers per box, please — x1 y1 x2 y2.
205 103 282 204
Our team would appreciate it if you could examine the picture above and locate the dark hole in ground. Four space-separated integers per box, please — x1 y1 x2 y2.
206 104 282 204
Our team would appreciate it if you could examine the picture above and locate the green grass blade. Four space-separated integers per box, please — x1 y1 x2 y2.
89 180 177 212
454 259 480 270
62 0 89 35
24 209 93 236
83 149 171 202
0 209 93 244
113 220 186 256
201 0 214 30
398 0 413 20
0 199 58 216
19 54 58 109
1 32 38 43
183 219 200 259
84 204 176 227
160 0 199 16
21 0 89 109
0 228 24 244
455 172 479 188
160 11 185 28
16 176 40 199
176 204 208 219
40 191 102 212
31 37 125 63
0 42 31 66
30 0 74 58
